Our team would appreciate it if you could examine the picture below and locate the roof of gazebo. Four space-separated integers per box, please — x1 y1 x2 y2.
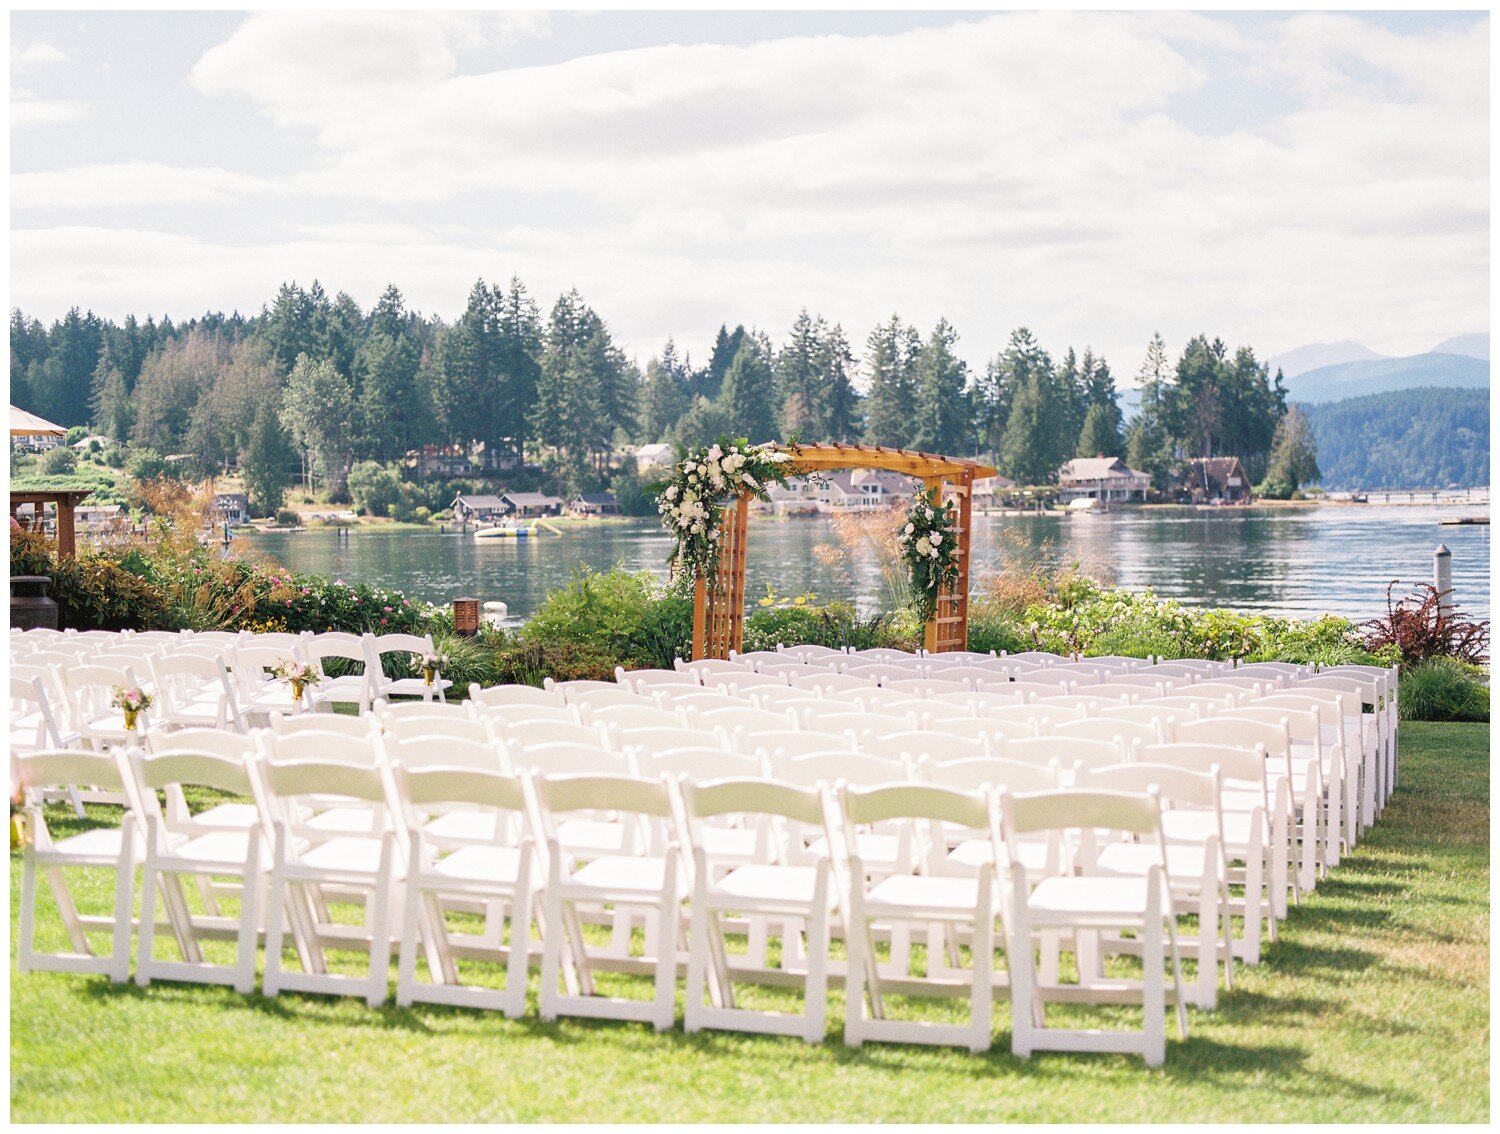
781 442 997 480
10 406 66 436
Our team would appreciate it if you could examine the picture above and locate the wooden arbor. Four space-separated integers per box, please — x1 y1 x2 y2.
691 443 998 660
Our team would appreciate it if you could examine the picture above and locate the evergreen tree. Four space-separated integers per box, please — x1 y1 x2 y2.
242 405 296 515
775 310 823 438
323 291 366 381
278 354 356 498
910 318 971 455
263 282 322 373
90 349 134 441
495 277 542 459
130 330 229 452
999 374 1050 484
640 341 692 442
1125 332 1175 490
356 328 423 461
1076 402 1122 459
816 323 860 442
719 332 778 443
862 315 919 448
1258 405 1320 498
703 323 746 403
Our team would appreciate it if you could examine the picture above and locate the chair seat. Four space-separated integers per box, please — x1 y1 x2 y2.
191 802 261 830
567 855 684 900
700 826 759 860
305 807 383 835
166 829 264 869
427 844 525 886
425 810 504 842
380 678 454 698
41 826 139 865
710 864 824 907
948 837 1049 872
865 873 981 916
1163 810 1263 848
807 832 901 868
557 818 626 854
1026 875 1160 923
297 836 390 877
1096 842 1212 883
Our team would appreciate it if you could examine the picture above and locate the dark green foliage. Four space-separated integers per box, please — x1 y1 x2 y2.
719 333 778 444
1302 387 1488 489
1397 658 1489 722
39 447 76 476
862 316 920 448
909 318 970 455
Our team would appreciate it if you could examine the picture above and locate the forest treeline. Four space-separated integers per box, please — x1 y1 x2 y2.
1302 387 1489 490
11 277 1295 509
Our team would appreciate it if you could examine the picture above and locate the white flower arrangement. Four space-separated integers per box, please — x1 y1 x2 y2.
897 488 962 623
656 438 798 578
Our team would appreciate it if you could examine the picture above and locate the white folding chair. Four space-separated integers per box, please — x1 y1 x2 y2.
365 632 453 704
147 652 244 733
15 749 141 983
616 666 700 696
535 774 685 1031
260 759 403 1006
999 788 1188 1067
680 777 835 1043
304 633 375 714
394 765 538 1016
838 782 999 1053
131 748 268 994
468 683 564 710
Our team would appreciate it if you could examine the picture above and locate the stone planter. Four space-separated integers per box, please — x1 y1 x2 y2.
9 575 58 630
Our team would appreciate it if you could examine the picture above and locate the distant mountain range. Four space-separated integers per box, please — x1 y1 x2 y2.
1283 352 1490 405
1267 333 1488 377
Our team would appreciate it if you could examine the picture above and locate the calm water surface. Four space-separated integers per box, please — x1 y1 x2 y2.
250 506 1489 626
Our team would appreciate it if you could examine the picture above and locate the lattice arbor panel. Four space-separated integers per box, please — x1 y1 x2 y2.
692 489 750 660
690 445 995 660
922 469 974 654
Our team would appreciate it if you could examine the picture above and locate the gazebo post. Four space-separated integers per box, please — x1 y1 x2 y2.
56 494 77 558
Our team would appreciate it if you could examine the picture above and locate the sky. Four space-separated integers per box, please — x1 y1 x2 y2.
8 9 1490 383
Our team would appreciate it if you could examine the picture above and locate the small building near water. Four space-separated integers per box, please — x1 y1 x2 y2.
567 492 619 517
1175 456 1252 504
1056 457 1151 503
213 493 252 525
501 492 564 518
451 493 507 523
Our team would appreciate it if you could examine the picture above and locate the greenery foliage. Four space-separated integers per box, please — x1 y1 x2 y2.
1302 386 1489 490
1397 658 1489 722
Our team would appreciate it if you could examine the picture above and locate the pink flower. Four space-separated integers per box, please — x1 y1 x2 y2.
380 618 388 625
334 579 344 586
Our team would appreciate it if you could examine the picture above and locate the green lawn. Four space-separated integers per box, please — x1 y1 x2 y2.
11 723 1489 1122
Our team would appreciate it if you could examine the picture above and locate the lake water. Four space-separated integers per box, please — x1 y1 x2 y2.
250 505 1490 626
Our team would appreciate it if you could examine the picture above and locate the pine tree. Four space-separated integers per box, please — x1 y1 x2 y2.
90 348 134 441
1076 402 1122 459
720 332 778 442
776 310 823 438
640 341 692 442
495 277 542 459
999 373 1049 484
1127 332 1175 489
703 324 746 403
862 315 918 448
356 329 422 461
817 323 859 442
242 405 296 514
1259 405 1320 498
910 318 971 455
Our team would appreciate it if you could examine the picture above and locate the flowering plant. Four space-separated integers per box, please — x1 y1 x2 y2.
898 489 962 623
656 438 797 578
269 660 322 687
409 650 447 675
109 687 154 712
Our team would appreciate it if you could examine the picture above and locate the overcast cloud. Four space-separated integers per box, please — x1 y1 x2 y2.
9 10 1488 379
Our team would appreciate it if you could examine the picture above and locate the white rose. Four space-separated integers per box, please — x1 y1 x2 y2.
683 461 696 473
916 537 931 556
930 531 942 545
930 547 941 559
682 490 697 503
665 485 679 500
742 473 758 488
904 523 915 535
678 516 691 528
691 522 704 533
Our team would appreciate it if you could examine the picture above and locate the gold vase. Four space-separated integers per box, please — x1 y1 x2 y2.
123 707 139 731
291 680 305 703
422 667 435 687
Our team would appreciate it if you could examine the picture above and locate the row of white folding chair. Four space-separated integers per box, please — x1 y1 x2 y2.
17 740 1263 1062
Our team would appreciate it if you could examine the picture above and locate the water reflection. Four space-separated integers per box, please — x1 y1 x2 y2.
250 506 1489 625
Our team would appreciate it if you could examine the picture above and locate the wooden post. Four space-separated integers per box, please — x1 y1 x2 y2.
55 494 76 558
692 574 709 661
1434 544 1453 617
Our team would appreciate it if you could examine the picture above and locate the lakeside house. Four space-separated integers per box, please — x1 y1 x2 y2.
501 491 564 518
971 473 1018 511
212 492 251 525
1056 457 1152 503
635 443 676 471
407 442 526 478
567 492 619 517
1175 456 1252 503
759 470 919 515
450 493 506 523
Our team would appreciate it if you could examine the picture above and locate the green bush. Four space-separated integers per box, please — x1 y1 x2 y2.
1399 659 1489 722
522 566 685 667
274 509 300 526
40 447 77 476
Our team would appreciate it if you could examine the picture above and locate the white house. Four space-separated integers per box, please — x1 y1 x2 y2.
451 493 506 523
635 443 676 471
818 469 918 511
1056 457 1151 503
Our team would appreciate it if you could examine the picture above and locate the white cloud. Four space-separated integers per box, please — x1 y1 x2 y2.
12 163 286 208
12 43 66 68
10 94 86 129
9 12 1488 368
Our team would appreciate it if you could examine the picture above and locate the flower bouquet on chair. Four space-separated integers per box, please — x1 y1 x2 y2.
410 650 448 687
109 686 154 732
269 660 322 704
